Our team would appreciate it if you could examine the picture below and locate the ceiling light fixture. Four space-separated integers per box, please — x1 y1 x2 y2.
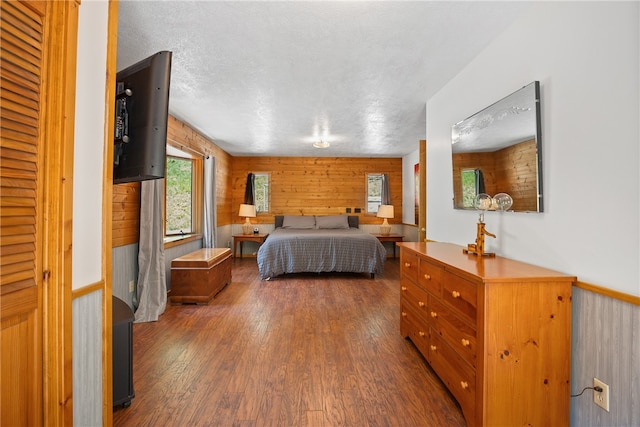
312 140 330 149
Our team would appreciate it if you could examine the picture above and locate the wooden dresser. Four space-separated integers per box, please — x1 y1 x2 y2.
397 242 574 427
170 248 232 304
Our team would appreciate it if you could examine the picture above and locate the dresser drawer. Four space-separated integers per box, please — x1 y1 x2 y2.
400 304 430 357
418 261 442 295
441 271 477 325
400 280 430 319
400 250 420 283
428 330 476 423
429 298 477 368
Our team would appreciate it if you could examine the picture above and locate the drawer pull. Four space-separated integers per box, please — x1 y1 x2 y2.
461 339 470 347
418 301 425 307
423 274 431 280
460 381 469 390
404 262 411 268
430 311 438 318
401 286 407 291
452 290 461 298
401 311 407 317
430 345 437 351
418 331 426 337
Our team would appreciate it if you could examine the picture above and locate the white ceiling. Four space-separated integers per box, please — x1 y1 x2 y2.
116 1 529 158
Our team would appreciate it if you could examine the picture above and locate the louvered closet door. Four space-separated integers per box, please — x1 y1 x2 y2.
1 1 47 424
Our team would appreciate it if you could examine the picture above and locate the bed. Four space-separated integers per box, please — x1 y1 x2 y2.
257 215 387 280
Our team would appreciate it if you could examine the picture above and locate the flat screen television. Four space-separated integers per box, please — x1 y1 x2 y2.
113 51 172 184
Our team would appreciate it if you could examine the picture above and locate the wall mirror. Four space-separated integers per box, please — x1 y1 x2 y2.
451 81 543 212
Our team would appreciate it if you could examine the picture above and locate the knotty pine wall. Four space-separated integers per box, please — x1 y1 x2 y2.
112 183 141 247
112 115 233 247
231 157 403 226
112 116 403 247
452 139 537 211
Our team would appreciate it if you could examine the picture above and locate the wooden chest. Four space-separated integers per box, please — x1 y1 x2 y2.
170 248 232 304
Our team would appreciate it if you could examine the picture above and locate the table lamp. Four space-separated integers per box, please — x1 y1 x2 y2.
377 205 394 236
239 204 256 235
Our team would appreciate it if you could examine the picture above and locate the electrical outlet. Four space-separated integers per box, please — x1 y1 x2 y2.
593 378 610 412
129 280 135 293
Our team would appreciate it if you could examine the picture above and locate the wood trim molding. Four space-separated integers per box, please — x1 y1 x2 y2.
103 0 119 423
71 281 105 300
419 140 426 242
165 234 203 249
574 281 640 306
41 1 80 424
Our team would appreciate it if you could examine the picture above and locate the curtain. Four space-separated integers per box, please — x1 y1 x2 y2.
244 173 255 205
476 169 486 195
134 179 167 323
203 155 217 248
381 173 391 205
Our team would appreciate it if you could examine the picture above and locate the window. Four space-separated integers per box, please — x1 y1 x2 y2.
253 173 270 213
165 145 202 238
461 168 482 208
367 173 383 213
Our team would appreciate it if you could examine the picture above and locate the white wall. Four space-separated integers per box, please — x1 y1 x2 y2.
402 148 419 225
426 1 639 296
73 0 109 289
72 1 110 424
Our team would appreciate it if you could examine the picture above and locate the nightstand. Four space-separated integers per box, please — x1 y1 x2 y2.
372 234 404 258
232 233 269 258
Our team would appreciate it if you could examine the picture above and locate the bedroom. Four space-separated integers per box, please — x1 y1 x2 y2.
0 1 637 426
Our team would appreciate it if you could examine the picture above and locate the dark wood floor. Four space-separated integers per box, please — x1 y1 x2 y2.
113 258 466 427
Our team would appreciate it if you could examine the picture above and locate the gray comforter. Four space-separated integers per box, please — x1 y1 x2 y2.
257 228 387 279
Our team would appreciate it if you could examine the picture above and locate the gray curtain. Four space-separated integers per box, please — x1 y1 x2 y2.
134 179 167 323
381 173 391 205
203 156 217 248
244 173 255 205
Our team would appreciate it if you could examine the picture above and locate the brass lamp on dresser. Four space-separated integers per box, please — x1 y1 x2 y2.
397 242 575 427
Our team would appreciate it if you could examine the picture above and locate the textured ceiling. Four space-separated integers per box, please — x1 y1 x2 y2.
117 1 529 158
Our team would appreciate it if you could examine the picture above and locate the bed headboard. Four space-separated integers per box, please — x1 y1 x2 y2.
274 215 359 228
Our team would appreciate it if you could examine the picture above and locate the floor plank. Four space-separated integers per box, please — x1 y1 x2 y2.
113 259 466 426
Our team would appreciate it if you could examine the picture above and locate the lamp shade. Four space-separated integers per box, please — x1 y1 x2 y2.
377 205 394 219
238 204 256 218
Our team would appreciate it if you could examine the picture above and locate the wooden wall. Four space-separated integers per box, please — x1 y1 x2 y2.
494 139 538 212
231 157 403 225
112 117 404 247
165 115 233 226
452 139 538 211
112 183 140 247
112 115 233 248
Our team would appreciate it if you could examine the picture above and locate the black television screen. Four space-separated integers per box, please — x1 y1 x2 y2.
113 51 172 184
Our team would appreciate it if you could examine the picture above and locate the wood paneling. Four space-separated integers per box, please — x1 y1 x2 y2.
571 287 640 426
494 139 538 211
452 139 538 211
232 157 403 225
112 115 233 248
166 115 233 226
72 290 103 426
112 121 404 245
112 182 140 247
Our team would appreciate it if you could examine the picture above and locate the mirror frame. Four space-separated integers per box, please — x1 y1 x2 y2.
451 81 543 212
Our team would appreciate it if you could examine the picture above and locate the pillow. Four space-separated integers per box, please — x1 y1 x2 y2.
315 215 350 229
281 215 316 229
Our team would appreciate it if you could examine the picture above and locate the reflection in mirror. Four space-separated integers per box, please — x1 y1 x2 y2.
451 81 543 212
